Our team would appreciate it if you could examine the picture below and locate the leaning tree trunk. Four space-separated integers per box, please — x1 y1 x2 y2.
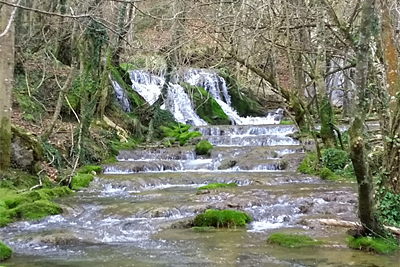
0 3 15 170
349 0 384 236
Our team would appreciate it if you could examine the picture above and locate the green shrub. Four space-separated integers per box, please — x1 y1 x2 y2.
192 209 251 228
196 182 237 194
70 173 94 190
195 140 213 155
346 236 398 254
322 148 350 172
378 190 400 227
0 241 12 261
267 233 323 248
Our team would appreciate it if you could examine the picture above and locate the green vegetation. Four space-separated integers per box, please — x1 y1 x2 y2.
77 165 102 174
180 83 230 125
322 148 350 172
196 182 237 194
0 241 12 261
70 173 94 190
279 120 293 125
346 236 398 254
297 152 319 175
267 233 323 248
0 187 71 227
319 167 339 181
160 123 202 146
192 209 251 228
377 190 400 227
195 140 213 155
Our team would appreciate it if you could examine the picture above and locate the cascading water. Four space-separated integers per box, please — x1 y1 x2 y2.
111 69 283 126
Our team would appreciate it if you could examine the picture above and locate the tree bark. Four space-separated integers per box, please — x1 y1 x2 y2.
0 2 15 170
349 0 384 236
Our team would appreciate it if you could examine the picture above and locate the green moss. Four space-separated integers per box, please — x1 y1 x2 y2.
14 200 62 220
346 236 398 254
70 173 94 190
196 182 237 194
297 152 319 174
218 69 263 117
180 83 230 125
77 165 102 174
195 140 213 155
279 120 293 125
0 169 38 189
160 123 202 145
0 241 12 261
319 167 339 180
267 233 324 248
0 187 71 226
192 209 251 228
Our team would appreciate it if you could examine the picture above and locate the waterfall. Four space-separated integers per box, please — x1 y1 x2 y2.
112 69 283 126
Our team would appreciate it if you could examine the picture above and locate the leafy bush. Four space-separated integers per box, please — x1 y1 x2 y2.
195 140 213 155
322 148 350 172
346 236 398 254
193 209 251 228
378 190 400 227
267 233 323 248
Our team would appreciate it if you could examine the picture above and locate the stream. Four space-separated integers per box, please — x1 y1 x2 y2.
1 121 399 267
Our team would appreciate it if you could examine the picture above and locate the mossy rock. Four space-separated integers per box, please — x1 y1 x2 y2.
267 233 323 248
346 236 398 254
0 187 70 227
70 173 94 190
160 124 202 146
192 209 251 228
0 241 12 261
196 182 237 194
180 83 230 125
297 152 319 175
217 159 237 170
319 167 339 181
195 140 213 155
14 200 62 220
218 69 264 117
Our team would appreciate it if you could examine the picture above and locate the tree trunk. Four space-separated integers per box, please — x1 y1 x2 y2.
315 3 335 148
0 3 15 171
349 0 384 236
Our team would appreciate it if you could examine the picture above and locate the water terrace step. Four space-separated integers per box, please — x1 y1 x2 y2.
210 145 304 159
102 158 287 174
191 124 296 136
117 148 196 161
203 134 300 147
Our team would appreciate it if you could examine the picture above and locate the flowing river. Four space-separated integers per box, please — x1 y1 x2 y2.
1 122 399 267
